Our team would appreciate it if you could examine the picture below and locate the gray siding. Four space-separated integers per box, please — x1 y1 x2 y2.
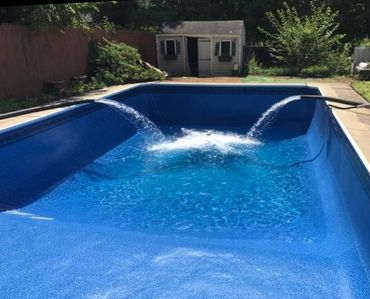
211 36 240 76
156 36 187 76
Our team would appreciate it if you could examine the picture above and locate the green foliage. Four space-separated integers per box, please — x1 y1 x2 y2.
351 80 370 102
0 3 100 29
300 65 331 78
359 38 370 48
0 94 56 114
94 0 369 42
1 1 369 42
98 16 120 32
247 53 296 76
300 43 351 77
259 1 346 73
87 38 164 86
63 79 105 97
246 53 261 75
325 43 352 75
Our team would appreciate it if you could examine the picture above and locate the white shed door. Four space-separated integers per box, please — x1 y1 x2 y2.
198 39 211 76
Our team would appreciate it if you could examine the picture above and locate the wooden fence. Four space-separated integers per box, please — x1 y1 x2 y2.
0 24 157 100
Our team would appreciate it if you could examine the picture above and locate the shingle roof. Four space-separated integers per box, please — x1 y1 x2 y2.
159 20 244 36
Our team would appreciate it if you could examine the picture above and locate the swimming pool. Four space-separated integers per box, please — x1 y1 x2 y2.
0 83 369 298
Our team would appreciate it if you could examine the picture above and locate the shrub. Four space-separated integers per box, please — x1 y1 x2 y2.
359 38 370 48
87 38 164 86
300 65 331 77
246 53 296 76
325 44 351 75
63 78 105 97
258 1 346 74
246 53 261 75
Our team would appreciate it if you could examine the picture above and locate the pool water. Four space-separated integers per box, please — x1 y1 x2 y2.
21 126 325 242
3 124 369 298
1 85 369 298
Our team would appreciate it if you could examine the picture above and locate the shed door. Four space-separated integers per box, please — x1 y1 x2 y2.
198 39 211 76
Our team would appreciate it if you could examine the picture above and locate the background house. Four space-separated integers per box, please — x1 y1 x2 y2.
156 20 246 77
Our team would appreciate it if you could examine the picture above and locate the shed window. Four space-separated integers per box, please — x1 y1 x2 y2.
165 40 176 56
215 40 236 62
160 39 180 60
219 40 232 57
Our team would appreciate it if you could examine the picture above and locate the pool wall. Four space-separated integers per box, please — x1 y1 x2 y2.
146 84 317 129
308 100 370 269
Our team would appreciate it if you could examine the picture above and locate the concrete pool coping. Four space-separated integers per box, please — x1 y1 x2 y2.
0 81 369 170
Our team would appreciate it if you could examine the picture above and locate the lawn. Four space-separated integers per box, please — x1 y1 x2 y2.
351 81 370 102
242 75 351 84
0 95 56 114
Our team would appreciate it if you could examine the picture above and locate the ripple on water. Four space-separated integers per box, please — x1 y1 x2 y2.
25 128 325 241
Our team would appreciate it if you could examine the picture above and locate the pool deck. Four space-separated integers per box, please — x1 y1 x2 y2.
0 79 369 167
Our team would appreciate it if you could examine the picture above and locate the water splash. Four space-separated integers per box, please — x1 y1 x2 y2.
96 98 165 140
149 128 260 154
98 96 302 151
247 96 301 138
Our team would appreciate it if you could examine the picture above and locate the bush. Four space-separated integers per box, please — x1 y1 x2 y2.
259 1 347 75
87 38 164 86
246 53 296 76
358 38 370 48
300 65 331 78
325 44 351 75
63 78 104 97
246 53 261 75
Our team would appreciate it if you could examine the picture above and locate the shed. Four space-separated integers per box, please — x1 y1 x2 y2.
156 20 246 77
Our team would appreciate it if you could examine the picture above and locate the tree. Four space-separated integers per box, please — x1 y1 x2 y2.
1 1 368 41
258 1 346 72
0 3 100 29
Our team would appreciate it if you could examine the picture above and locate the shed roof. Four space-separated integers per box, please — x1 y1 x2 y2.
159 20 244 36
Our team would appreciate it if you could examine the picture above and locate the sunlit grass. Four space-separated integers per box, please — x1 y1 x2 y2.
351 80 370 102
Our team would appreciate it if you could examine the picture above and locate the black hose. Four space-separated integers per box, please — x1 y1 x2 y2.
0 99 95 120
300 95 366 106
328 103 370 110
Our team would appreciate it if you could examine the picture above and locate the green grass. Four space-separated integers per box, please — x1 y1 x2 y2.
242 75 350 84
0 94 57 114
242 75 308 83
351 80 370 102
0 81 103 114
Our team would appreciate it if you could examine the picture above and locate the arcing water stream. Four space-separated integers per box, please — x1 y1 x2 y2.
97 96 302 153
246 95 301 138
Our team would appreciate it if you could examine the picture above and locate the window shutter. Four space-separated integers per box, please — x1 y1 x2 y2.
160 40 165 55
231 41 236 56
214 42 220 56
176 40 180 55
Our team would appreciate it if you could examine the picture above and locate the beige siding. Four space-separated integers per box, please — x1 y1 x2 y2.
156 36 187 76
211 36 240 76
